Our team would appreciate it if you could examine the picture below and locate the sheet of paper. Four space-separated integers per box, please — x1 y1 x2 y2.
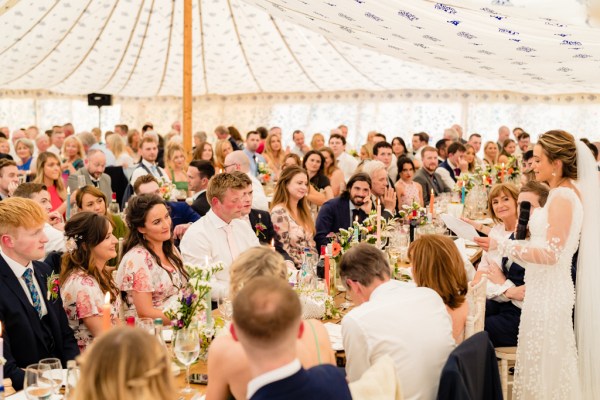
441 213 480 241
324 322 344 351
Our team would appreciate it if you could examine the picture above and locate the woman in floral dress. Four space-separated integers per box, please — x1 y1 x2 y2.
60 212 120 351
116 194 188 323
270 166 316 268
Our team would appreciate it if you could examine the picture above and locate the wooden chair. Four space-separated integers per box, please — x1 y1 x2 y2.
495 346 517 400
117 237 124 264
464 275 487 340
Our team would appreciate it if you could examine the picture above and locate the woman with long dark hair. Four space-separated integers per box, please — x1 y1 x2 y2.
116 194 187 323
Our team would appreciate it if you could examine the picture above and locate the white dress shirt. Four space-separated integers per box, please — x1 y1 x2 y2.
342 279 455 400
249 173 269 211
130 159 170 186
336 152 359 182
180 210 260 300
1 251 48 316
436 159 460 189
43 223 66 259
47 144 61 156
246 359 301 399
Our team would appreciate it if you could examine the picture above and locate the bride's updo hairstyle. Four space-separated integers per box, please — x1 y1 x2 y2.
537 130 578 180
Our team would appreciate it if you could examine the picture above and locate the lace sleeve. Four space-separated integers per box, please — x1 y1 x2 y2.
493 189 577 266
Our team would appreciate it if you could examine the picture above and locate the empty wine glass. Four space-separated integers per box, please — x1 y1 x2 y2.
39 357 63 394
174 328 200 395
24 363 54 400
136 318 155 334
65 360 79 399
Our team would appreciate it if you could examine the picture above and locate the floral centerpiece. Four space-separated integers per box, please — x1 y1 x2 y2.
399 202 429 226
257 162 272 184
158 177 175 201
492 156 520 184
453 165 494 195
294 286 341 320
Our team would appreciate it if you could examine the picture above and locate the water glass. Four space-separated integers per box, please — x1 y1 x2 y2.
174 328 200 394
24 363 55 400
65 360 79 398
39 357 63 394
136 318 155 334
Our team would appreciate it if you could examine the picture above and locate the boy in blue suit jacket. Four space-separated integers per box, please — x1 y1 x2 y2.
0 198 79 390
231 277 351 400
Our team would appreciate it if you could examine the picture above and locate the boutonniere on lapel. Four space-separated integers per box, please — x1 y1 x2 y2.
46 272 60 301
254 213 267 239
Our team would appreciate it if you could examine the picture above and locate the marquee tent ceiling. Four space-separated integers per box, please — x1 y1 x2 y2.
0 0 596 97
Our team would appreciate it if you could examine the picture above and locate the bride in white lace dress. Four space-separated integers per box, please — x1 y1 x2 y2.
480 130 600 400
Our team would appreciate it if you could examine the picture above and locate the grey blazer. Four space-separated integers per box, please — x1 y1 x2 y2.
413 168 451 206
67 168 113 200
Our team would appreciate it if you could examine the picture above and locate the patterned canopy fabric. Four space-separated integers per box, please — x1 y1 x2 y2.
0 0 596 97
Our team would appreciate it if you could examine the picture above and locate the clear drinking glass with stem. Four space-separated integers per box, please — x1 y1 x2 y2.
24 363 55 400
39 357 63 395
174 327 200 395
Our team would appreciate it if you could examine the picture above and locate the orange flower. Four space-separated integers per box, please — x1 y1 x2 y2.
332 242 341 256
508 168 514 174
263 174 271 182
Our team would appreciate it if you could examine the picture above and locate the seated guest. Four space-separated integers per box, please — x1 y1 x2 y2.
361 160 397 217
395 157 423 207
391 136 408 159
262 133 285 180
207 247 335 400
129 136 170 186
409 235 469 343
187 160 215 216
310 132 325 150
12 183 66 258
271 167 317 268
314 173 372 250
232 172 275 245
464 144 477 173
320 147 346 196
106 133 134 168
67 149 112 201
116 194 188 323
283 153 301 168
359 143 373 161
60 136 85 182
413 146 451 206
180 173 259 299
0 159 19 200
243 130 267 178
372 141 397 186
14 138 34 174
224 151 269 211
329 133 358 182
133 175 200 238
482 141 499 167
0 198 79 390
192 141 215 166
497 138 517 165
339 243 454 399
436 142 467 189
76 185 128 240
165 143 189 195
73 327 175 400
290 130 310 158
60 212 120 351
231 276 351 400
302 150 333 207
34 151 67 214
215 138 234 171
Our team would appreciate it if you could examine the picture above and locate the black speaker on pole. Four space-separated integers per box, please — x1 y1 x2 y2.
87 93 112 107
87 93 112 130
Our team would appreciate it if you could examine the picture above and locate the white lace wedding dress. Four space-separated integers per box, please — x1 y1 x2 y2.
495 186 583 400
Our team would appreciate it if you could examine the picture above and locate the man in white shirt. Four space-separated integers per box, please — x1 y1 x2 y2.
436 142 467 189
12 183 66 258
243 131 266 177
468 133 484 167
180 173 260 300
411 132 429 161
130 136 170 185
340 243 455 400
290 130 310 158
329 133 358 182
223 151 268 211
47 126 64 155
0 159 19 200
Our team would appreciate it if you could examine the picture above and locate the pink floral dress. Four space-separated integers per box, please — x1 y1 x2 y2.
61 270 121 351
271 204 316 268
116 245 186 318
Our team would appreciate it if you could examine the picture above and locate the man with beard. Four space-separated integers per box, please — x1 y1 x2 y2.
314 173 372 250
67 149 112 200
413 146 451 206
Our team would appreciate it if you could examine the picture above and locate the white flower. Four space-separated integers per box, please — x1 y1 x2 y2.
0 356 6 366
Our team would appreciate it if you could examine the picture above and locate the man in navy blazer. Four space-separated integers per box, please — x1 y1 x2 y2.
231 277 351 400
315 173 372 250
0 198 79 390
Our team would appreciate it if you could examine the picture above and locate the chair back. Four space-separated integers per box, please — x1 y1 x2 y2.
465 275 487 340
117 237 124 264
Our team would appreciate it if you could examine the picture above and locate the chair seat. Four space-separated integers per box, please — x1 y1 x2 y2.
495 346 517 360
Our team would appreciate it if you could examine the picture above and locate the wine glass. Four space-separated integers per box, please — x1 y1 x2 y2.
65 360 79 399
39 357 63 394
24 363 55 400
174 328 200 395
137 318 155 334
219 298 233 322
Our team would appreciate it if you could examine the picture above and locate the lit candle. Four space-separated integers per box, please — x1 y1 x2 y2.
270 239 275 251
66 186 71 220
376 198 381 248
102 292 111 332
429 189 435 216
352 216 359 243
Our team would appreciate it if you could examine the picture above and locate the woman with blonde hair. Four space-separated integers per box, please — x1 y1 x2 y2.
214 139 234 171
270 166 316 268
409 234 469 343
359 143 373 161
310 133 325 150
206 247 335 400
74 327 176 400
106 134 134 168
34 151 67 213
320 146 345 196
464 144 477 173
15 137 35 173
263 133 286 178
60 212 120 351
60 136 85 183
165 143 188 194
482 141 499 167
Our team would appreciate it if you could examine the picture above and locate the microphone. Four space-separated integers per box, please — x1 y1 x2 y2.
515 201 531 240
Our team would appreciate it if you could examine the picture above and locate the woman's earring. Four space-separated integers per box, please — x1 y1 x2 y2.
552 171 556 177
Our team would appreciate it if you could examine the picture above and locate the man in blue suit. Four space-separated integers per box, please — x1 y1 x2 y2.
0 198 79 390
133 175 200 239
231 277 351 400
315 173 372 250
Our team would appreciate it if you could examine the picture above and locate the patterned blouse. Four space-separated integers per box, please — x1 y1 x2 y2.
116 245 186 319
271 204 316 268
61 270 121 351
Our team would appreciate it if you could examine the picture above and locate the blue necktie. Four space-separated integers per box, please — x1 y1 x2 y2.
23 268 43 318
